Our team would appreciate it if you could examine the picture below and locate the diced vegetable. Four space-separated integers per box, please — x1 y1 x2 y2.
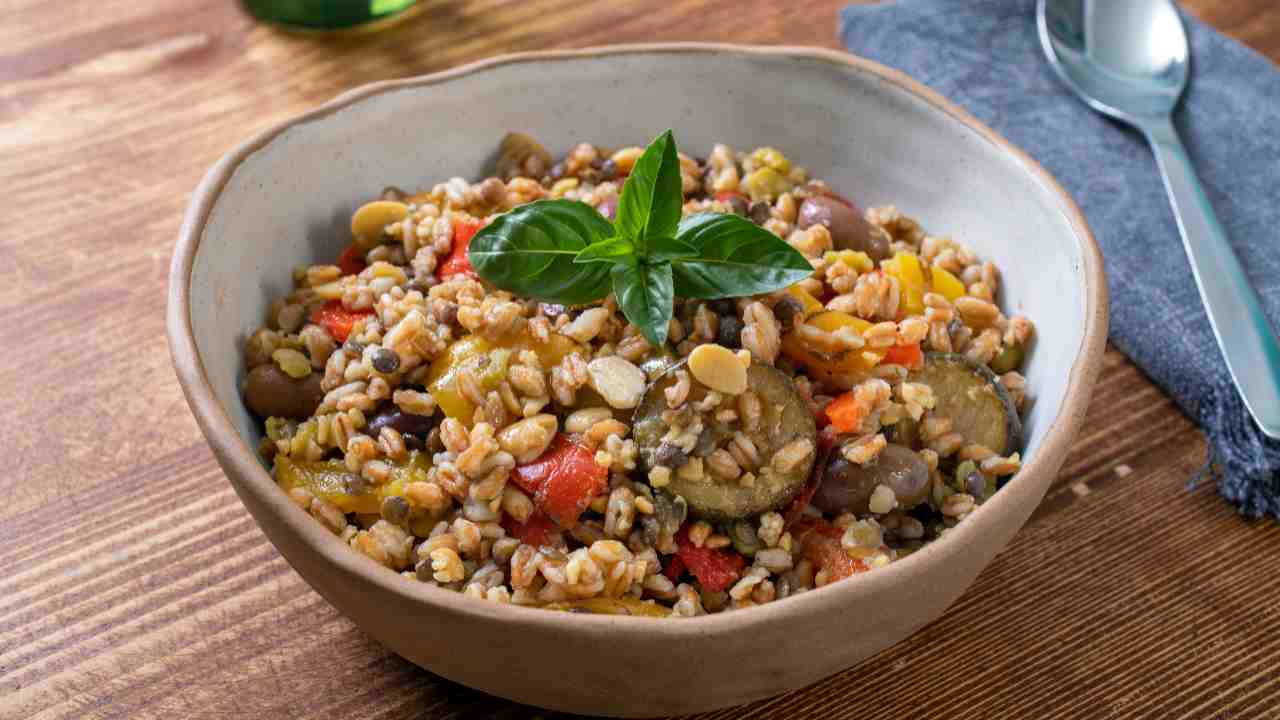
882 342 924 370
511 434 608 527
310 300 373 343
427 330 585 426
883 251 926 317
795 519 871 583
825 249 875 274
781 310 888 385
674 526 746 592
542 597 672 617
633 361 817 520
337 243 366 276
662 555 687 583
785 285 825 320
930 265 967 302
438 219 482 280
909 352 1022 454
501 510 562 547
273 451 431 515
823 391 866 434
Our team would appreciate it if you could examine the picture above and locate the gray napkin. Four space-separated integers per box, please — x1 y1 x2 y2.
841 0 1280 518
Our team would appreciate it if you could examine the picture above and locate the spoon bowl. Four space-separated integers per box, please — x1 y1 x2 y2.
1038 0 1280 439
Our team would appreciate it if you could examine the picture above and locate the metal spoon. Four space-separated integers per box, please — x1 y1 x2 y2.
1038 0 1280 439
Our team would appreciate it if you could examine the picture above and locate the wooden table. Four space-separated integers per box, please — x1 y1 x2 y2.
4 1 1279 717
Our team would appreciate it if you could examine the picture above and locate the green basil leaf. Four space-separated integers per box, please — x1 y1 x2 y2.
612 259 673 347
672 212 814 299
574 238 635 264
614 130 682 254
647 236 699 262
468 199 614 304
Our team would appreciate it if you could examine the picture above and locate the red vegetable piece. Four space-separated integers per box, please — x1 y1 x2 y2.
438 219 483 280
512 434 608 527
882 342 924 370
662 555 686 584
794 519 871 583
310 300 373 343
824 391 867 434
501 511 561 547
337 243 366 276
674 526 746 593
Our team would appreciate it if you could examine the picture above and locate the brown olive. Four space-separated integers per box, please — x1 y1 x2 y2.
748 201 772 226
796 194 890 261
494 132 553 181
244 364 324 420
812 443 930 515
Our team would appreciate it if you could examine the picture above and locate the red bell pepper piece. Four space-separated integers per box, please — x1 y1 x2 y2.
337 243 366 276
824 391 867 434
511 434 608 527
501 510 561 547
794 519 870 583
310 300 373 343
674 526 746 593
437 219 483 280
882 342 924 370
662 555 686 584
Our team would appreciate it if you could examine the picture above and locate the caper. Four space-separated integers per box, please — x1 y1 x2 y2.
372 347 400 374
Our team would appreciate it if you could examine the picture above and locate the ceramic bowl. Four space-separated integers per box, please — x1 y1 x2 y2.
168 44 1107 717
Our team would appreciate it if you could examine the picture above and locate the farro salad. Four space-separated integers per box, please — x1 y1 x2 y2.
244 131 1033 618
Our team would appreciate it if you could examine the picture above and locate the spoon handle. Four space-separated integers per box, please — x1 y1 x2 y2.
1140 116 1280 438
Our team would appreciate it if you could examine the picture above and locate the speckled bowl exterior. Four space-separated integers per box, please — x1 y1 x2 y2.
168 44 1108 717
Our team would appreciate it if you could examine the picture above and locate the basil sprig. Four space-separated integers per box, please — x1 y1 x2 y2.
468 130 813 346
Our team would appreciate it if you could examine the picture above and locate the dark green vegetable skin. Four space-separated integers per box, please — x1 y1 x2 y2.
633 361 817 521
909 352 1023 455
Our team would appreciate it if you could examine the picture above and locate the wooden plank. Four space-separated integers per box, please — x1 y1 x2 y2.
2 0 1276 717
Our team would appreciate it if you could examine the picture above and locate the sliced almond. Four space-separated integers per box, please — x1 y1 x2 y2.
351 200 409 249
688 343 748 395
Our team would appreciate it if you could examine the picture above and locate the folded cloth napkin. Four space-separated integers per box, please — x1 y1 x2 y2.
841 0 1280 518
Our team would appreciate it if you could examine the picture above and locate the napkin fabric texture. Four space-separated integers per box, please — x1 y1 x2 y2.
841 0 1280 518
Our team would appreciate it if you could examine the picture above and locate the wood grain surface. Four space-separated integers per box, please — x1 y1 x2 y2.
3 1 1279 718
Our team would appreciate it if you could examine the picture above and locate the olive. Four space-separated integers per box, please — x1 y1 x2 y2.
707 299 737 316
380 495 410 525
654 442 688 468
723 194 749 216
493 132 553 181
748 201 772 226
716 315 744 349
796 194 890 261
812 443 930 515
600 159 619 181
366 404 437 437
244 364 324 420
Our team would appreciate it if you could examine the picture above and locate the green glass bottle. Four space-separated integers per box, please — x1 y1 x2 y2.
242 0 419 31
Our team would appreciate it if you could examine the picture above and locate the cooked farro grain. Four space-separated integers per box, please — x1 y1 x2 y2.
244 134 1035 617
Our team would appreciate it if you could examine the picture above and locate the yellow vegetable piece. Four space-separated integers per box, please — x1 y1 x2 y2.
749 147 791 175
884 252 926 317
427 330 586 425
781 311 888 383
930 265 966 303
785 286 825 320
542 597 672 617
824 250 874 274
350 200 409 250
274 456 380 514
741 167 792 203
274 452 432 516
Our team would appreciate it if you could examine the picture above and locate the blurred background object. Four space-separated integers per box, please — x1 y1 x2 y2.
242 0 420 31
